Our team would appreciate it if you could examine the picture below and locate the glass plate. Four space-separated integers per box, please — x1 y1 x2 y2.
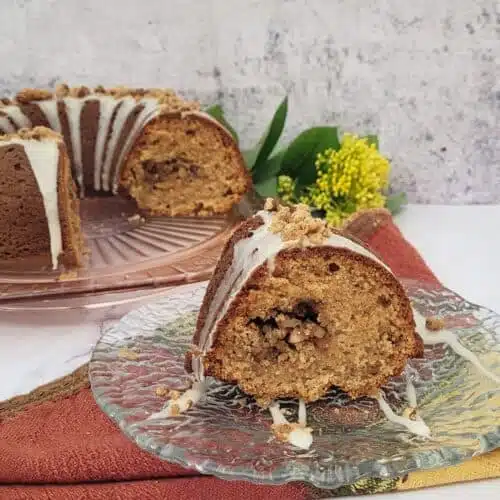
90 280 500 489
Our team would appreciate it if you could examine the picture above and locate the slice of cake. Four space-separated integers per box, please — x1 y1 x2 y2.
157 201 499 448
0 127 84 269
186 200 423 406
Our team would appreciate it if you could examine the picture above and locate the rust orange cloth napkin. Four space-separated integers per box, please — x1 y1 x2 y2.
1 209 499 499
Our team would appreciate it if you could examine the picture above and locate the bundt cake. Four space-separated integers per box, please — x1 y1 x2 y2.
185 200 423 406
0 85 250 269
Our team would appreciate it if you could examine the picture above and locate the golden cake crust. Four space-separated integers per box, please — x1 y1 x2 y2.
120 111 251 216
188 204 423 405
184 214 265 372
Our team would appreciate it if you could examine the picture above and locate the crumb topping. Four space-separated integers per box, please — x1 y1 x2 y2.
68 85 91 98
127 213 145 224
264 197 278 211
271 423 294 442
269 202 331 246
402 406 418 421
169 403 181 416
5 84 200 113
168 389 182 401
155 386 170 397
55 83 70 98
190 345 204 358
0 126 63 143
425 317 445 332
57 269 79 281
15 88 53 103
271 422 313 444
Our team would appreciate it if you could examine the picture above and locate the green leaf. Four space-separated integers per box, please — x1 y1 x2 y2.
385 192 407 215
364 134 379 149
252 150 285 185
254 176 278 198
205 104 239 144
281 126 340 187
244 96 288 171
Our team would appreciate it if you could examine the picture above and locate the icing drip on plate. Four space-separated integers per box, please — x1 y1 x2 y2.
377 308 500 437
377 369 431 438
413 308 500 385
269 400 313 450
148 381 207 419
405 371 418 407
377 392 431 437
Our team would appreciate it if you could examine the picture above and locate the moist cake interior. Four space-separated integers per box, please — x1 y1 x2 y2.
121 114 249 216
205 247 417 406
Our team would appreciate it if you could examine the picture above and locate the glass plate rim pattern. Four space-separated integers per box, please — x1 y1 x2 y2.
90 279 500 489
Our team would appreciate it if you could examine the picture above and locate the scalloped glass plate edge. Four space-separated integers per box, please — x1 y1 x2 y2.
90 280 500 489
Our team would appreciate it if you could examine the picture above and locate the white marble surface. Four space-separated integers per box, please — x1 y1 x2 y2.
1 0 499 203
1 204 500 497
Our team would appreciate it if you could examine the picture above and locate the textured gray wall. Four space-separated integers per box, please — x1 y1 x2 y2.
1 0 499 203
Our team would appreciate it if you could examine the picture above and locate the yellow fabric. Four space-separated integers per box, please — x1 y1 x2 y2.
398 449 500 491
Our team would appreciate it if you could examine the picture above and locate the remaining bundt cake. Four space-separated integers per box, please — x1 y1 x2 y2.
0 85 250 269
186 200 423 406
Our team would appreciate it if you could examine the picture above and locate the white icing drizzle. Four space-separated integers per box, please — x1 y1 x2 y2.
269 401 288 425
2 94 164 198
193 211 282 377
93 96 121 191
269 401 313 450
148 381 207 419
378 309 500 437
377 392 431 437
0 116 16 133
1 105 32 129
413 309 500 384
36 100 62 133
298 398 307 426
111 98 159 193
192 209 392 379
4 138 62 269
405 370 417 407
0 92 168 268
63 97 88 193
100 96 137 191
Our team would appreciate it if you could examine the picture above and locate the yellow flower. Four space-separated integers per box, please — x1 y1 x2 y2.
301 134 390 226
277 175 296 203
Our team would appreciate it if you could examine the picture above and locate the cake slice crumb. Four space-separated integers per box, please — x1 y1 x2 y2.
118 348 139 360
425 317 445 331
269 202 331 245
271 423 313 449
155 386 170 397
